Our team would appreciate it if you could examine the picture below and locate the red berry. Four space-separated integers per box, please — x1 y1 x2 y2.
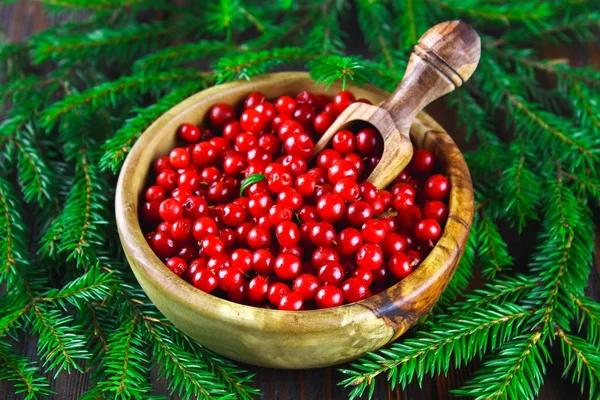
223 121 243 141
169 147 190 169
332 130 356 154
361 219 388 244
277 188 303 210
268 204 293 225
318 261 344 286
281 154 307 176
275 221 301 247
142 201 162 225
278 292 303 310
165 257 187 276
336 228 364 256
423 200 449 223
248 276 269 303
334 178 360 201
230 248 253 273
244 92 266 109
218 267 244 292
178 123 201 143
297 205 319 223
252 249 275 275
151 232 176 258
312 247 340 268
424 174 450 200
275 95 297 114
317 149 342 169
154 156 170 173
344 153 364 176
293 274 321 301
159 199 183 222
240 109 268 134
209 103 236 128
351 268 373 285
284 133 314 159
295 173 316 197
316 194 346 223
333 91 356 113
193 217 218 241
247 226 272 249
254 102 277 122
191 142 218 167
183 196 207 220
315 285 344 308
267 169 293 193
201 234 225 257
268 282 291 305
392 183 417 198
145 185 166 202
356 244 383 270
274 253 302 280
156 169 178 191
356 127 383 156
409 149 435 174
314 112 335 134
278 120 304 141
222 203 247 226
341 278 371 302
414 219 442 242
381 232 407 257
228 283 247 303
219 227 236 247
328 159 358 184
191 268 218 293
309 222 336 247
346 201 373 226
170 218 193 242
207 254 230 272
293 105 316 127
396 205 422 229
248 193 273 218
389 253 414 279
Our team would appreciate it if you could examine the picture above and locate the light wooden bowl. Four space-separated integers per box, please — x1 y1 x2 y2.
115 72 474 369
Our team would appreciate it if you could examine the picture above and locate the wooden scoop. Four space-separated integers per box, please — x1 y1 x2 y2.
314 20 481 189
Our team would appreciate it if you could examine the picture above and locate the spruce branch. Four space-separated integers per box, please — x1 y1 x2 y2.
309 56 368 90
0 177 29 288
474 211 513 278
13 127 55 204
356 0 396 68
0 342 53 400
133 41 239 72
571 294 600 347
31 0 159 10
429 0 554 23
557 329 600 399
339 304 530 399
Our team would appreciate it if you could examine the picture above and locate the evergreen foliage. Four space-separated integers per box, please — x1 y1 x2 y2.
1 0 599 398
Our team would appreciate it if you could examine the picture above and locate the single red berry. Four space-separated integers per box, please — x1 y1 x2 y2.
351 268 373 285
295 173 316 197
154 156 170 173
201 234 225 258
267 169 294 193
297 205 319 224
355 127 383 156
207 254 230 272
151 231 176 258
227 282 247 303
209 103 236 128
254 102 277 122
315 285 344 308
341 278 371 303
277 188 303 210
334 178 360 201
218 267 244 292
346 201 373 226
169 147 190 169
409 149 435 174
312 247 340 268
318 261 344 286
186 258 206 281
356 244 383 270
222 203 247 226
275 95 297 114
393 193 415 211
381 216 396 232
296 91 316 106
258 134 281 155
332 130 356 154
251 249 275 275
142 201 162 225
381 232 407 257
156 169 178 191
219 227 236 247
414 219 442 242
192 217 218 241
316 194 346 223
247 226 272 249
244 92 266 109
170 218 193 242
248 276 269 303
274 253 302 280
230 248 253 273
389 253 414 279
177 244 199 263
223 121 243 141
424 174 450 200
292 105 316 127
178 123 201 143
336 228 364 256
240 109 268 134
200 167 221 185
293 274 321 301
281 154 307 176
317 149 342 170
344 153 365 176
268 204 293 225
277 120 304 141
191 268 218 293
361 219 388 244
268 282 291 305
165 257 187 276
359 182 378 202
278 292 304 310
392 183 417 198
191 142 218 167
328 159 358 184
183 196 207 220
157 221 171 233
235 132 257 153
423 200 449 223
396 205 422 229
284 133 314 159
309 221 336 247
333 91 356 113
159 199 183 222
275 221 301 247
314 112 335 134
248 193 273 218
145 185 166 202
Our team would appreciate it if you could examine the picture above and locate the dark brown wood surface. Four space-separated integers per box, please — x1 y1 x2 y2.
1 1 599 399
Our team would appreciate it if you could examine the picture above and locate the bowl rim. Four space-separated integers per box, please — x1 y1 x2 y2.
115 71 473 332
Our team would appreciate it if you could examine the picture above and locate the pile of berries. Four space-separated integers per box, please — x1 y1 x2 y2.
141 89 450 310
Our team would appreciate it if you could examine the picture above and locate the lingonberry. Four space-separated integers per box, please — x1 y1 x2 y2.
294 173 316 197
230 248 253 273
316 194 346 223
240 109 268 134
153 156 170 173
332 130 356 154
293 274 321 301
223 121 243 141
178 123 201 143
312 247 340 268
248 276 269 303
156 169 178 191
178 170 201 191
389 253 413 279
318 261 344 286
169 147 190 169
218 267 244 292
297 205 319 223
346 201 373 226
277 120 304 141
424 174 450 200
393 193 415 211
159 198 183 222
328 159 358 184
170 218 193 242
235 132 257 153
275 221 301 247
309 221 336 247
423 200 449 223
268 282 291 305
381 232 407 257
396 205 422 229
191 142 218 167
151 231 176 258
356 244 383 271
191 268 218 293
192 217 218 241
248 193 273 218
277 188 303 210
219 228 236 247
334 178 360 201
314 112 335 135
252 249 275 275
344 153 364 175
268 204 293 225
351 268 373 286
359 182 378 202
284 133 314 159
228 283 247 303
333 91 355 113
315 285 344 309
414 219 442 242
165 257 187 276
341 278 371 303
281 154 307 176
409 149 435 174
209 103 236 128
222 203 247 226
275 95 297 115
246 226 272 249
361 219 388 244
317 149 342 169
183 196 207 220
296 91 316 107
177 244 199 263
392 183 417 198
278 292 303 310
336 228 364 256
146 185 166 202
244 92 266 109
355 127 383 155
207 254 230 272
279 244 304 259
201 234 225 258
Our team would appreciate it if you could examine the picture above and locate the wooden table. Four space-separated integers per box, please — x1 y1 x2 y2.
1 1 598 399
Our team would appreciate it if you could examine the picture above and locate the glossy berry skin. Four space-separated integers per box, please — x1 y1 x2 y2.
191 268 218 293
201 234 225 258
252 249 275 275
142 201 162 225
332 130 356 154
334 178 360 201
230 248 253 273
333 91 355 113
293 274 321 301
169 147 190 169
209 103 236 127
178 123 201 142
424 174 450 200
240 109 268 134
389 253 413 279
151 232 176 258
355 127 382 156
284 133 314 159
248 193 273 218
145 185 166 202
248 276 269 303
277 188 303 210
381 232 407 257
336 228 364 256
222 203 247 226
414 219 442 242
396 205 422 229
247 226 272 249
314 112 335 135
170 218 193 242
341 278 371 303
328 159 358 184
156 169 178 191
315 285 344 309
423 200 449 223
183 196 207 220
312 247 340 268
410 149 435 173
274 253 302 280
192 217 218 241
218 268 244 292
356 244 383 271
192 142 218 167
278 292 304 311
317 261 344 286
361 219 388 244
275 95 297 114
275 221 301 247
294 174 316 197
165 257 187 276
346 201 373 226
309 222 336 247
317 149 342 169
268 282 291 305
351 268 373 286
316 194 346 223
244 92 266 109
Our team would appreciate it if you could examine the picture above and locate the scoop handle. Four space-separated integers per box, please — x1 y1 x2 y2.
382 20 481 134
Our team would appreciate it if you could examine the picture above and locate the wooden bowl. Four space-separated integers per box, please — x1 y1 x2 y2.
115 72 474 369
